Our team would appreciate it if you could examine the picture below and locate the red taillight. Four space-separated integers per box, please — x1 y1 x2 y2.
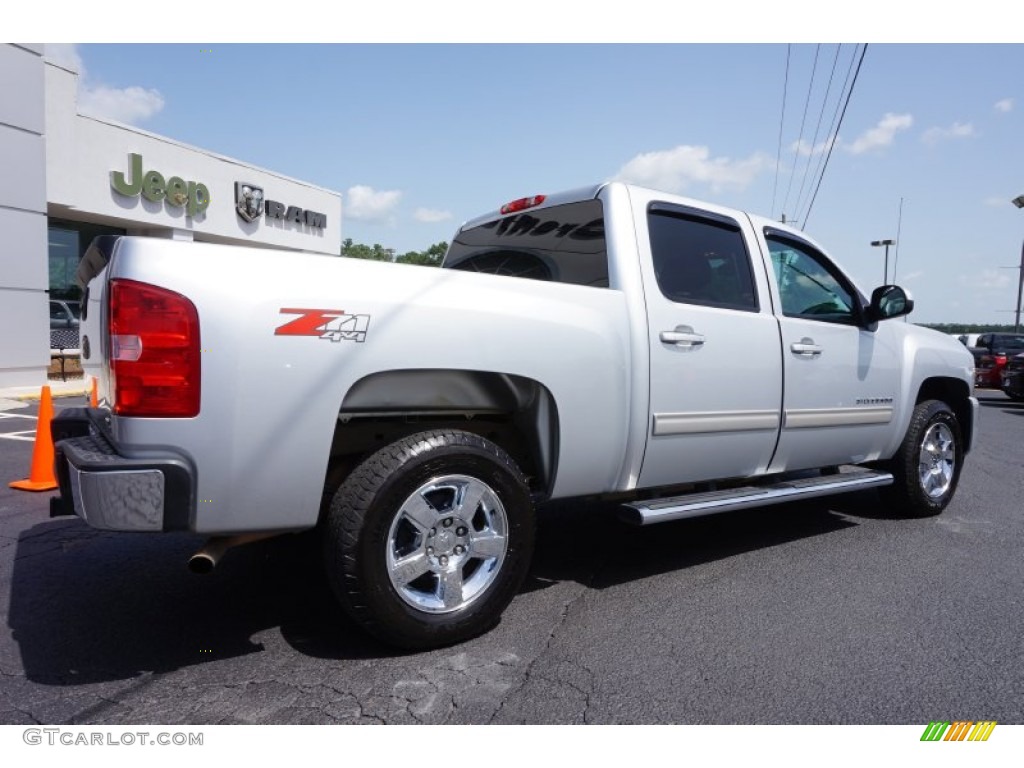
499 195 546 215
109 279 200 417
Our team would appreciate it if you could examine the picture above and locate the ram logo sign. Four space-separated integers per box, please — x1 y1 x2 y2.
234 181 327 231
235 182 265 223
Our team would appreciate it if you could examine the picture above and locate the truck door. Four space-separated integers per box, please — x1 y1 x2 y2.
758 229 903 471
634 193 784 489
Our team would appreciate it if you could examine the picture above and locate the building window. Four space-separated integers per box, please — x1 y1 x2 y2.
48 228 80 301
47 219 126 301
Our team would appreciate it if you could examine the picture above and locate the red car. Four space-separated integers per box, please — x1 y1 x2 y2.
971 333 1024 388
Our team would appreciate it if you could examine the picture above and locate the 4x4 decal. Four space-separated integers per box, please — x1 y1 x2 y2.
275 308 371 343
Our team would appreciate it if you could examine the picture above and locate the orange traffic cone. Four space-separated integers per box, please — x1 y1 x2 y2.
9 385 58 492
90 376 98 408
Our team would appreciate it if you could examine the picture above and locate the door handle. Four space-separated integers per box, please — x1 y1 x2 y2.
790 337 822 357
660 326 705 347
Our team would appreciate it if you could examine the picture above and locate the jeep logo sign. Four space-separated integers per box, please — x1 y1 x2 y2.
234 181 327 230
111 153 210 218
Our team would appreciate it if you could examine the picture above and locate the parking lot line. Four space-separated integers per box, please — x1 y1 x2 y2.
0 413 38 441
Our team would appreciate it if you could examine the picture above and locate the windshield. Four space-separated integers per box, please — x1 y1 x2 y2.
992 334 1024 348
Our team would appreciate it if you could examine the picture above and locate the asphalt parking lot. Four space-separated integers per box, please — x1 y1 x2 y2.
1 391 1022 725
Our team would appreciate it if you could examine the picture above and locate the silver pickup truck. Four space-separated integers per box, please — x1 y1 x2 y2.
51 182 978 649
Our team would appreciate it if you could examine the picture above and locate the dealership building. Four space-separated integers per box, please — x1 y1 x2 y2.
1 43 342 389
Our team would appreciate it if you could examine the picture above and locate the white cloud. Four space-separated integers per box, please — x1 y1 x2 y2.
922 121 977 145
413 208 453 223
78 85 165 125
846 113 913 155
995 98 1014 113
345 185 403 222
962 269 1011 291
791 135 837 157
984 196 1013 208
612 145 770 194
900 270 924 282
45 44 84 73
45 43 165 126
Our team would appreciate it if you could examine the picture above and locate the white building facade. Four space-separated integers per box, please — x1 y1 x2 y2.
1 43 342 388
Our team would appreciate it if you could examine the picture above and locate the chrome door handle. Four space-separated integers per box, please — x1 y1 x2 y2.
660 326 705 347
790 337 822 357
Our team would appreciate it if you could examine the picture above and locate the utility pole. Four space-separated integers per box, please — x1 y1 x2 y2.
1013 195 1024 333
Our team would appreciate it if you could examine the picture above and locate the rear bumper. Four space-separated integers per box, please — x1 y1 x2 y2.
974 369 1001 388
51 408 194 532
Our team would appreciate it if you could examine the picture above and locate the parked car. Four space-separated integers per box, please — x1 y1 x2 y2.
49 299 80 328
970 333 1024 388
49 299 81 350
1002 352 1024 401
957 333 981 347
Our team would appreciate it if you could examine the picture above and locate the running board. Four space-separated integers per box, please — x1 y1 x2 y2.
620 469 893 526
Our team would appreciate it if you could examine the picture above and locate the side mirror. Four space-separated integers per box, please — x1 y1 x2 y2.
866 285 914 324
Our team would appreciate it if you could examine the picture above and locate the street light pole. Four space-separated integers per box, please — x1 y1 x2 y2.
871 239 895 284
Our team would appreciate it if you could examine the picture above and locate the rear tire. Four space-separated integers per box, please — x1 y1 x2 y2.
881 399 963 518
322 430 534 650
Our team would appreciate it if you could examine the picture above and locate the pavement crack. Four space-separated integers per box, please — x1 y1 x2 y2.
488 583 588 724
10 706 41 725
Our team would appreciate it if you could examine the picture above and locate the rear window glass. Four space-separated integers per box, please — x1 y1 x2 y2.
444 200 609 288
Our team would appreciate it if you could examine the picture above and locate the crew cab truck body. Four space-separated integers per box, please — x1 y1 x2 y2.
52 182 978 649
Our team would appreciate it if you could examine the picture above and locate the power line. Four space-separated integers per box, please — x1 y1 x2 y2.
796 44 858 226
792 44 842 224
770 45 791 220
801 43 868 230
781 44 820 220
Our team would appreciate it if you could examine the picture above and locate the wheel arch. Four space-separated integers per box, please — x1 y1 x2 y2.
915 376 974 452
328 369 560 499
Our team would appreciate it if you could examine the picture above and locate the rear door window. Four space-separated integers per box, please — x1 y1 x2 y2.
647 206 759 311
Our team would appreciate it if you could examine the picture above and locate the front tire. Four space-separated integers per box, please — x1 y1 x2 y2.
881 399 963 518
323 430 535 650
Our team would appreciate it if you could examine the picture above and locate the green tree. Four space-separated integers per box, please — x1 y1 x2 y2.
397 242 448 267
341 238 393 261
340 238 449 267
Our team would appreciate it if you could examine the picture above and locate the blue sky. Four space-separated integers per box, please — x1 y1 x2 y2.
38 32 1024 325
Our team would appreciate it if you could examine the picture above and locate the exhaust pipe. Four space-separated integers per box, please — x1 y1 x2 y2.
188 532 283 574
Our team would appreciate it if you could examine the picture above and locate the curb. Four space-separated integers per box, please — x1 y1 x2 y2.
0 382 90 402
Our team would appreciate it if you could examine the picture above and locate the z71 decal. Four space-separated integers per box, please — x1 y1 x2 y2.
275 308 371 343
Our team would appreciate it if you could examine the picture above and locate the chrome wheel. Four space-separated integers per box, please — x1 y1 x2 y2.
917 422 955 499
386 474 508 614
